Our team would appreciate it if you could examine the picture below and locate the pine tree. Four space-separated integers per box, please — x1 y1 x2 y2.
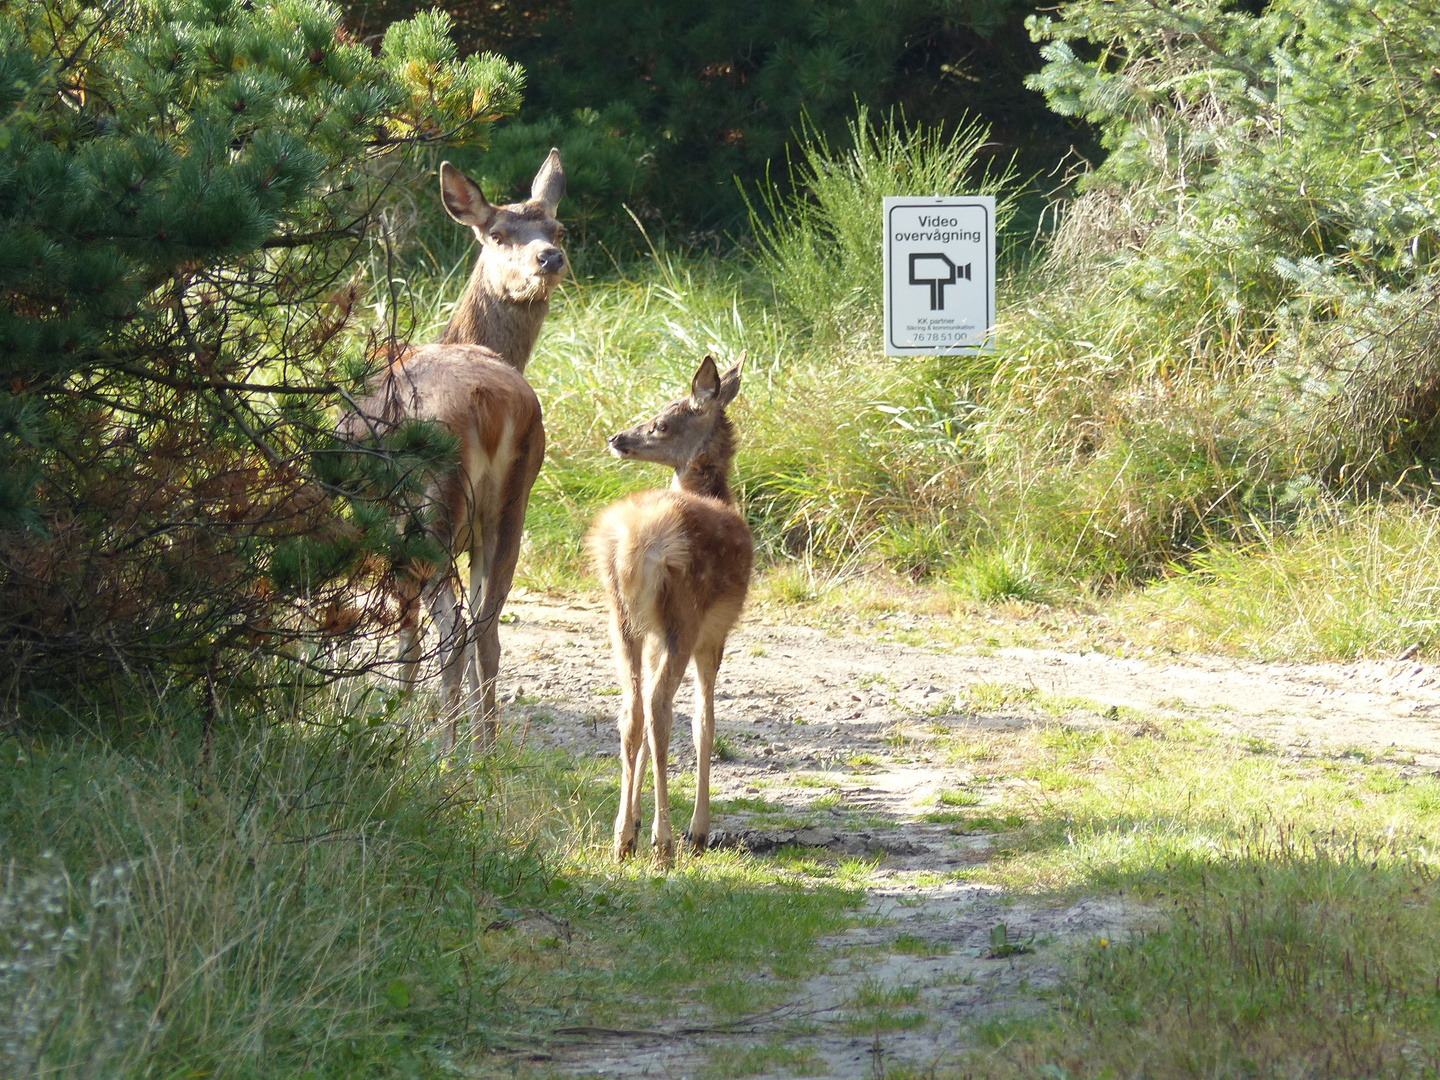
346 0 1070 231
1026 0 1440 470
1028 0 1440 297
0 0 525 697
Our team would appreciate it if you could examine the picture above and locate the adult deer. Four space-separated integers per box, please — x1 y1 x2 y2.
343 152 566 749
587 354 753 863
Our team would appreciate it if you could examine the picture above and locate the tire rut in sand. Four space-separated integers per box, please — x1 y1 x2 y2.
486 595 1440 1076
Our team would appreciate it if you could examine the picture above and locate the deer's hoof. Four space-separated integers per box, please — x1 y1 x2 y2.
653 839 675 868
682 829 710 854
614 836 637 861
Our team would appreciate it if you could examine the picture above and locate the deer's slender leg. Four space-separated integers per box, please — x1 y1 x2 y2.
688 637 724 852
393 563 427 687
611 612 645 859
644 632 694 867
463 621 482 712
465 513 504 750
396 583 424 687
429 575 467 751
631 736 649 842
467 438 544 751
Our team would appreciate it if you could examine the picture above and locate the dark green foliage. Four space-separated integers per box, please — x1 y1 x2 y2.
1027 1 1440 473
440 102 656 249
518 0 971 226
1030 0 1440 285
0 0 524 697
346 0 1083 233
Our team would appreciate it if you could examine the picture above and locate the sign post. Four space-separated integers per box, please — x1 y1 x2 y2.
883 196 995 355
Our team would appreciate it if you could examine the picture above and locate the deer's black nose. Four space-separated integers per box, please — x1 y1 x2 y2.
538 247 566 274
607 433 620 447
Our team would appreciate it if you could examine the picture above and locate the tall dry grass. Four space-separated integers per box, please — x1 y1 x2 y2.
376 106 1440 657
0 697 565 1079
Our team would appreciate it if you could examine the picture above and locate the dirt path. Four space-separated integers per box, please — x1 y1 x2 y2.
496 594 1440 1078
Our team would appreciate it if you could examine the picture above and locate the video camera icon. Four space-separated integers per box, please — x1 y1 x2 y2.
908 252 971 311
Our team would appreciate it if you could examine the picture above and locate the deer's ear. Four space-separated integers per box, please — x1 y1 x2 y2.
718 350 746 407
440 162 496 230
690 355 721 406
530 148 566 216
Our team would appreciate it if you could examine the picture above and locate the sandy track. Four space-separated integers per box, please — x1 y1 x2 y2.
488 595 1440 1077
503 594 1440 773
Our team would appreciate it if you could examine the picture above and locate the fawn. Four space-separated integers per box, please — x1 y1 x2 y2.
587 354 753 863
342 153 566 749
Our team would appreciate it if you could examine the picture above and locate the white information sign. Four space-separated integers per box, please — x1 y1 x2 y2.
883 195 995 355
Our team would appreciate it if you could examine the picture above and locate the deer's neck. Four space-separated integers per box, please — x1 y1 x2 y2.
672 415 737 504
672 455 733 503
439 264 549 372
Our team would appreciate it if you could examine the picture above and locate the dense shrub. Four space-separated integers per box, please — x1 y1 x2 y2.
344 0 1083 232
1028 0 1440 475
0 0 523 700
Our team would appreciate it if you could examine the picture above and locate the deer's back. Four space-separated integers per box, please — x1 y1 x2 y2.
588 489 752 633
347 345 540 444
343 344 545 554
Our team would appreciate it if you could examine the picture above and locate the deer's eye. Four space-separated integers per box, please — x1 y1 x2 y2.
654 421 668 435
489 231 504 243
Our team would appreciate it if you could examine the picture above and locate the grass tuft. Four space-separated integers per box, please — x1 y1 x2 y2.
952 546 1047 603
941 714 1440 1078
0 693 863 1078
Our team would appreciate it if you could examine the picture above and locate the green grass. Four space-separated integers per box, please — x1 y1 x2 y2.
0 694 861 1079
792 775 837 789
921 696 958 718
961 814 1027 832
1116 502 1440 660
712 795 787 814
891 933 952 957
938 787 982 807
920 810 973 824
951 546 1047 604
927 718 1440 1078
0 702 555 1079
761 563 823 605
703 1035 825 1078
842 979 926 1034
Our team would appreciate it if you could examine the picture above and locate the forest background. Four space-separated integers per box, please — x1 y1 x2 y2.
13 0 1440 693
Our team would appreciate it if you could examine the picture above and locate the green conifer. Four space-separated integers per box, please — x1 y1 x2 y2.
0 0 524 694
